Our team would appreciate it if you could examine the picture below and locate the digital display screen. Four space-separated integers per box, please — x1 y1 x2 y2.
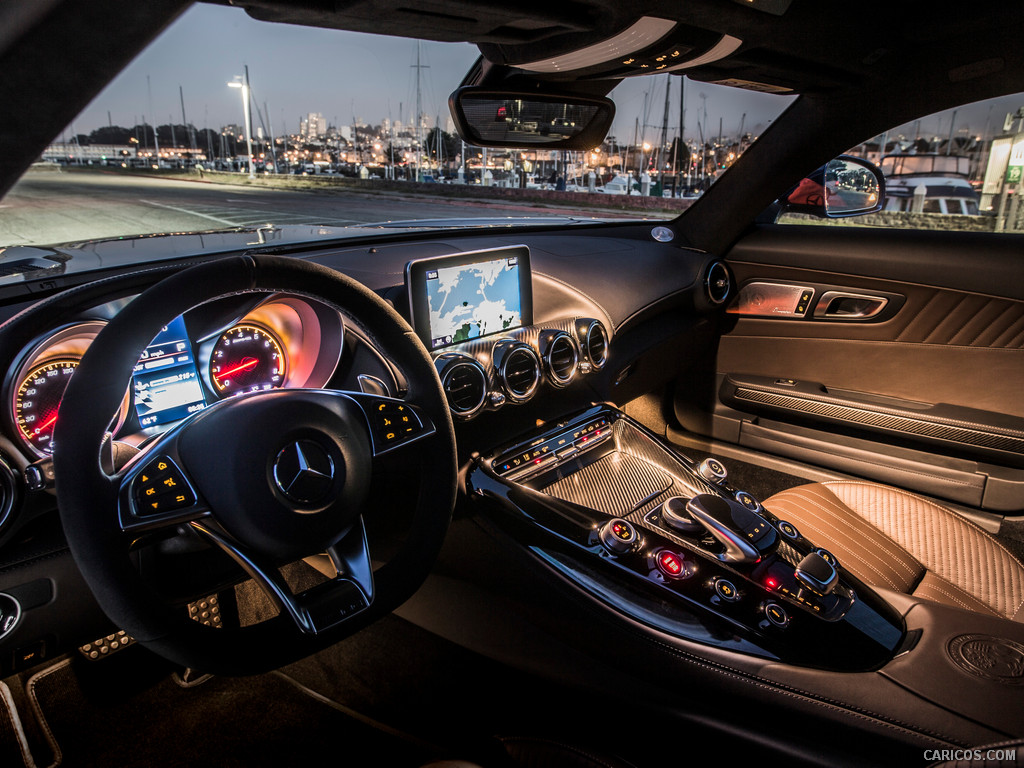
406 246 532 351
132 315 207 428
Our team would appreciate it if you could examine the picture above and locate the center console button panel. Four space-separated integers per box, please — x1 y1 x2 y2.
467 405 906 671
492 416 611 479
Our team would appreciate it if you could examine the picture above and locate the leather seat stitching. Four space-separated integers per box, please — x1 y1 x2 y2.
823 481 1024 572
770 493 909 585
824 481 1024 618
770 495 909 591
797 487 922 575
917 574 1003 618
781 489 921 582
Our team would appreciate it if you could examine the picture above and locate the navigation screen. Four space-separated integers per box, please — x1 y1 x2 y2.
406 246 532 351
427 256 522 349
132 315 207 428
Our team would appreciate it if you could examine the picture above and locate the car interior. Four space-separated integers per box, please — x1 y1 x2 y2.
0 1 1023 766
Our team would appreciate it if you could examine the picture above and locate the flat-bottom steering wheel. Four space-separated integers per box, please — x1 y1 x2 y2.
54 255 457 674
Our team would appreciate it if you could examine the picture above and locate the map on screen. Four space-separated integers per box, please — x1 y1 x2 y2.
427 255 521 349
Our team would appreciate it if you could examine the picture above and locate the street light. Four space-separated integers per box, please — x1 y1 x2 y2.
228 69 255 179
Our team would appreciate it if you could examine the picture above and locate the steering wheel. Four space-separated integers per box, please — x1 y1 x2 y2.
53 254 457 674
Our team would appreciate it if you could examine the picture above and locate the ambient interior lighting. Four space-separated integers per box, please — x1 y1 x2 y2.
519 17 677 73
659 34 743 73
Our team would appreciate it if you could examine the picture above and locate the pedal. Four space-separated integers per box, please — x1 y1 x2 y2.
79 629 135 660
188 594 223 628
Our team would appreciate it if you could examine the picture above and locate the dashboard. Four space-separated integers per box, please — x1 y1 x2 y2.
4 293 345 461
0 226 720 675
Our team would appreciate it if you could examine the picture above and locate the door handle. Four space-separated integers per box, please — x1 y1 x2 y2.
813 291 888 319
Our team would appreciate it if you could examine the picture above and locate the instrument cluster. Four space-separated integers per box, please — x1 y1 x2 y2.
5 293 345 459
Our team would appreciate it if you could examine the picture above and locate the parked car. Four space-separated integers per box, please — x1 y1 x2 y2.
0 2 1022 767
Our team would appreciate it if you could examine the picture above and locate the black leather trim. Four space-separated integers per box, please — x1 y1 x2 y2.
727 225 1024 303
720 375 1024 466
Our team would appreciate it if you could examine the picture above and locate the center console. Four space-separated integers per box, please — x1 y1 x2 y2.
467 405 908 672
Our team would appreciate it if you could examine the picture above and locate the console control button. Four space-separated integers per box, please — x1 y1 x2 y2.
659 496 703 535
653 549 693 579
598 518 639 554
763 602 790 628
697 457 727 484
734 490 760 511
713 578 740 602
777 520 801 540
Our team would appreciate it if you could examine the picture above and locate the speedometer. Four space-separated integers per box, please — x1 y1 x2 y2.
14 359 79 455
210 324 287 395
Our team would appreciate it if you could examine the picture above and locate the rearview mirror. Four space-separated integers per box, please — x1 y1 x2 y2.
783 155 885 218
448 87 615 150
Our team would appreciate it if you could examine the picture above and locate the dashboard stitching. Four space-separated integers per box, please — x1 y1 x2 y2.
0 547 70 576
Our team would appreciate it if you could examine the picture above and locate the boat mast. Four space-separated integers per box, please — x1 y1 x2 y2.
411 42 429 181
658 74 670 191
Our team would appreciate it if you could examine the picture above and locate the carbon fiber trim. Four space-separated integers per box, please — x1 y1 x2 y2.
541 419 719 521
733 387 1024 454
453 317 582 360
543 452 671 516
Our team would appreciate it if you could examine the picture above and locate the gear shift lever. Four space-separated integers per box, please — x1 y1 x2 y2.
686 494 778 564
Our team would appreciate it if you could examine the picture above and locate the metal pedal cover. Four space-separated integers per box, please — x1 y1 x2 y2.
188 594 222 628
79 630 134 660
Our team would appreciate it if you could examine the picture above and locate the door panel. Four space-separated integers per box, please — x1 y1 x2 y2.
674 224 1024 513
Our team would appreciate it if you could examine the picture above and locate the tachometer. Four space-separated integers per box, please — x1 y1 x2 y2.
210 324 287 395
14 359 79 455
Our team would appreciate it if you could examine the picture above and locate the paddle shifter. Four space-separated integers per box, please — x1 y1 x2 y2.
686 494 778 564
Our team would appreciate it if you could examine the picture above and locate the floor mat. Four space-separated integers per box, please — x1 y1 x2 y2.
23 651 432 768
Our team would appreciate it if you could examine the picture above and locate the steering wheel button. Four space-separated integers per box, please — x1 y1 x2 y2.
138 487 195 516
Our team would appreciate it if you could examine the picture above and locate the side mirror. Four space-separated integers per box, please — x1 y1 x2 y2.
782 155 885 218
448 87 615 150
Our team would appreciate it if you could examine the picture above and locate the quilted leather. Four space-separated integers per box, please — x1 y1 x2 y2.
763 482 1024 622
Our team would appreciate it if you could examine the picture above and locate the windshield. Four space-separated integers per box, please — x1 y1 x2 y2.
0 4 793 252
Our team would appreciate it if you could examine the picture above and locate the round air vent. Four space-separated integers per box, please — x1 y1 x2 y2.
436 354 487 419
0 457 18 535
580 320 609 370
539 330 579 388
492 340 540 403
705 262 731 305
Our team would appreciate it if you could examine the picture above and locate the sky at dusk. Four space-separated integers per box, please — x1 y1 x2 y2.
69 3 792 144
69 4 1023 146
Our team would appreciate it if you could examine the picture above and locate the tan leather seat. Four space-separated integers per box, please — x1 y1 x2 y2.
763 481 1024 622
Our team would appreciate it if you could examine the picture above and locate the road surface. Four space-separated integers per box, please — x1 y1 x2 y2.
0 170 640 247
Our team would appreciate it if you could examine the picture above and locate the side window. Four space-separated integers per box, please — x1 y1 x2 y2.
778 92 1024 233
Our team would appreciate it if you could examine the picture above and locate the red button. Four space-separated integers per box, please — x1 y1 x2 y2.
657 550 684 577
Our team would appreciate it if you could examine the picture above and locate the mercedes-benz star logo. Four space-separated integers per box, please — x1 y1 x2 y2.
273 440 335 505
